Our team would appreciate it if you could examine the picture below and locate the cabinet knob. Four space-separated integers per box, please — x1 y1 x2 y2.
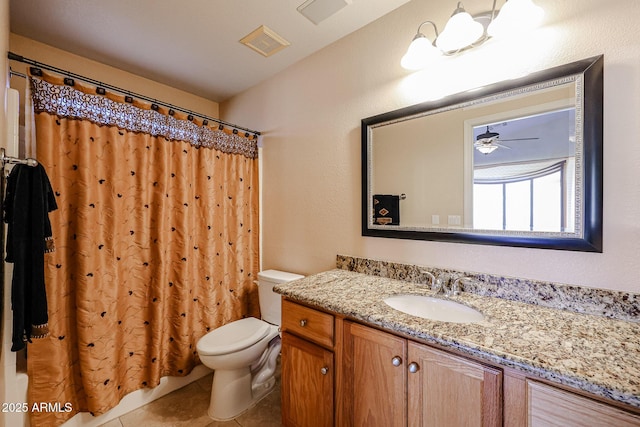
391 356 402 367
408 362 420 373
300 319 307 327
320 366 329 375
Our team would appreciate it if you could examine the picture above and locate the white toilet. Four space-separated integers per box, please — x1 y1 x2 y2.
196 269 303 421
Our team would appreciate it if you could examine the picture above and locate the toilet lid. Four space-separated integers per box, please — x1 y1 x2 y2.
197 317 272 356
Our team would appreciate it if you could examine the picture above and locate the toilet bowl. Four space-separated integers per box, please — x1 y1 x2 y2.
196 270 303 421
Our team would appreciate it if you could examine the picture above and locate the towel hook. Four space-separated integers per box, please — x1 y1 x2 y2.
0 148 38 168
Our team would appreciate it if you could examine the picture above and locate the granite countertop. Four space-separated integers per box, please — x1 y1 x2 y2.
274 269 640 409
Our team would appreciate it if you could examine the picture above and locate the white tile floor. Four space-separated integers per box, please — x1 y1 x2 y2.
99 369 282 427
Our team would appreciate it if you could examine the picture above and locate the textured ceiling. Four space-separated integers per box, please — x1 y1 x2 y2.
10 0 410 102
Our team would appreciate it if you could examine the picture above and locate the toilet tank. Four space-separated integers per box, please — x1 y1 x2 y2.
258 270 304 325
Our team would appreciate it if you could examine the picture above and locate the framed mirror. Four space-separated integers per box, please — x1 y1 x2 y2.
362 56 603 252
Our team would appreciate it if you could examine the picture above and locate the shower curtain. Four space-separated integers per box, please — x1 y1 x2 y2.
24 71 260 426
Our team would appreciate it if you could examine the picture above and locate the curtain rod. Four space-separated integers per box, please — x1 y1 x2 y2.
7 52 261 137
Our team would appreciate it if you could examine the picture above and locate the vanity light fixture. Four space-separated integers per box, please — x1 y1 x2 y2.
435 3 484 53
401 0 544 70
487 0 544 37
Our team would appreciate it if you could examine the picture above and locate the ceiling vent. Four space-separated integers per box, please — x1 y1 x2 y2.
297 0 352 25
240 25 290 57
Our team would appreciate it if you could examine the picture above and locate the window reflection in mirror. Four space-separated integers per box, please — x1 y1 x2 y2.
470 107 577 233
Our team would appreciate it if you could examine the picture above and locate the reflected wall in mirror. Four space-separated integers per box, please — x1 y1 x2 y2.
362 56 603 251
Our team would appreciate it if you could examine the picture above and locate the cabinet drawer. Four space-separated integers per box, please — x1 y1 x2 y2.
282 299 334 348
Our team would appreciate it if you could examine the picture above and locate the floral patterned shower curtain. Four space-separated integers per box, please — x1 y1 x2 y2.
25 71 260 426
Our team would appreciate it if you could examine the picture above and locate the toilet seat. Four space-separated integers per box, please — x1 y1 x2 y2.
197 317 272 356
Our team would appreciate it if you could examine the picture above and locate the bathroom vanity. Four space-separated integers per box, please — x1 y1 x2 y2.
276 269 640 427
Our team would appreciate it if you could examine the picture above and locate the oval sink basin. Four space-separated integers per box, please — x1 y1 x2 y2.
384 294 484 324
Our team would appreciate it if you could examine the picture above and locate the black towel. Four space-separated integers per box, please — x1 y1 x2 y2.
3 163 58 351
373 194 400 225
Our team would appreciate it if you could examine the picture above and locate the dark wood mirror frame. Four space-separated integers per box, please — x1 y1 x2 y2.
361 55 603 252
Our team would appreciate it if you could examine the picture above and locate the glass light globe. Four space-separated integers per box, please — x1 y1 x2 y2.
401 35 439 70
436 11 484 53
476 144 499 154
488 0 544 38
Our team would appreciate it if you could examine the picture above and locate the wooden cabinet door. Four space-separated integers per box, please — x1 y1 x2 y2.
527 380 640 427
282 332 334 427
343 321 407 427
408 342 502 427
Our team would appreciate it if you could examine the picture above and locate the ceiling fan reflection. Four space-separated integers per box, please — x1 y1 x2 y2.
474 126 539 154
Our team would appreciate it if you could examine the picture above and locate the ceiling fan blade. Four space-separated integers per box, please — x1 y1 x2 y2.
494 142 511 149
499 137 540 141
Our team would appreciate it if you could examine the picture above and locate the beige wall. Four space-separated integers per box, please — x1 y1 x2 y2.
9 33 219 118
0 1 6 124
222 0 640 293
